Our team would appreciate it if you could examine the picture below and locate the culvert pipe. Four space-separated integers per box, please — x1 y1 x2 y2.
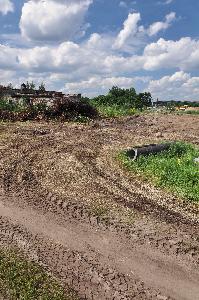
126 142 175 161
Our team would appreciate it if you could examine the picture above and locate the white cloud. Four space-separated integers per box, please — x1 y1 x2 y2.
0 0 14 15
119 1 137 8
148 71 199 101
165 0 174 4
63 76 150 96
163 0 174 4
1 35 199 93
148 12 176 36
119 1 128 8
113 12 176 52
113 13 142 49
1 36 199 81
143 37 199 71
20 0 92 42
157 0 174 5
0 44 19 69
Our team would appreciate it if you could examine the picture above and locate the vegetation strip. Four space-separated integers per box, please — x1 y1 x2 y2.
0 249 78 300
119 142 199 202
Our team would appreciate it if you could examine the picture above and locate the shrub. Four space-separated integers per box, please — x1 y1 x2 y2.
49 97 98 120
0 96 99 122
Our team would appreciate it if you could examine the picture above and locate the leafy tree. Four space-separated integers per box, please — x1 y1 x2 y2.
21 83 27 91
26 81 30 90
38 82 46 92
108 86 127 98
7 83 13 90
29 81 36 90
137 92 153 109
92 86 138 108
24 81 35 90
108 86 137 107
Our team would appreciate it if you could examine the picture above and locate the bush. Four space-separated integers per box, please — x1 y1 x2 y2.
0 97 98 122
49 97 98 120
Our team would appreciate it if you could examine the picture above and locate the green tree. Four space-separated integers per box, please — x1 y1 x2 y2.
26 81 30 90
7 83 13 90
137 92 152 109
29 81 36 90
39 82 46 92
96 86 138 107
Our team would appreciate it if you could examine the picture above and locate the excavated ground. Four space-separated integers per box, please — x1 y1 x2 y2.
0 113 199 300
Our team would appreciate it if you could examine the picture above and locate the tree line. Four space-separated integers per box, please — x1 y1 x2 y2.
87 86 153 110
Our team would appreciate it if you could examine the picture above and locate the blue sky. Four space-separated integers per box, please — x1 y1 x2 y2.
0 0 199 100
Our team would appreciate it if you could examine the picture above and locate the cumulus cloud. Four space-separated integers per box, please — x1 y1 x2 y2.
148 71 199 101
143 37 199 71
63 76 150 96
0 0 14 15
1 35 199 92
1 35 199 83
147 12 176 36
20 0 92 42
113 12 176 52
0 44 19 69
113 13 142 49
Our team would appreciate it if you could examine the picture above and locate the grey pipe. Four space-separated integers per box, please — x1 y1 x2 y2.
126 142 174 161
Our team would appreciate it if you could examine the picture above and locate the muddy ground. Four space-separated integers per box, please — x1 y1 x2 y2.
0 113 199 300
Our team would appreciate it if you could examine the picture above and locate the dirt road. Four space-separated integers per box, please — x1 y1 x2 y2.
0 114 199 299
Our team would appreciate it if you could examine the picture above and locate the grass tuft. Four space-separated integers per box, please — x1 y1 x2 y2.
118 142 199 202
0 249 78 300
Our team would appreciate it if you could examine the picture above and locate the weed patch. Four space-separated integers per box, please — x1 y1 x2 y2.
119 142 199 202
91 103 138 118
0 249 78 300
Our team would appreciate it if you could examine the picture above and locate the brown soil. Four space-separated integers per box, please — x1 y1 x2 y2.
0 113 199 300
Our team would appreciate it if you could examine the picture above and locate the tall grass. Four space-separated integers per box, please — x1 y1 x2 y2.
119 142 199 202
91 103 138 117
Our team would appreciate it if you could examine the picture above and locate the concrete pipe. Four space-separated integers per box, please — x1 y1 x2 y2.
126 142 174 161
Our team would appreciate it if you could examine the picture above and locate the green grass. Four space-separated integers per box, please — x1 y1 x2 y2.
90 103 138 118
175 110 199 116
185 110 199 115
119 142 199 202
0 249 78 300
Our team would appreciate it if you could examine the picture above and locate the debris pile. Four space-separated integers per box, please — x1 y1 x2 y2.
0 84 98 121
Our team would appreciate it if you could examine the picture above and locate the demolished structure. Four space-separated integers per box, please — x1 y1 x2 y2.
0 84 81 106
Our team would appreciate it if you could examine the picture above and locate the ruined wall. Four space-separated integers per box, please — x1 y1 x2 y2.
0 85 81 105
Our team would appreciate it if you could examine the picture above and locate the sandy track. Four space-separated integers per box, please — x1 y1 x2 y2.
0 114 199 299
1 198 199 300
